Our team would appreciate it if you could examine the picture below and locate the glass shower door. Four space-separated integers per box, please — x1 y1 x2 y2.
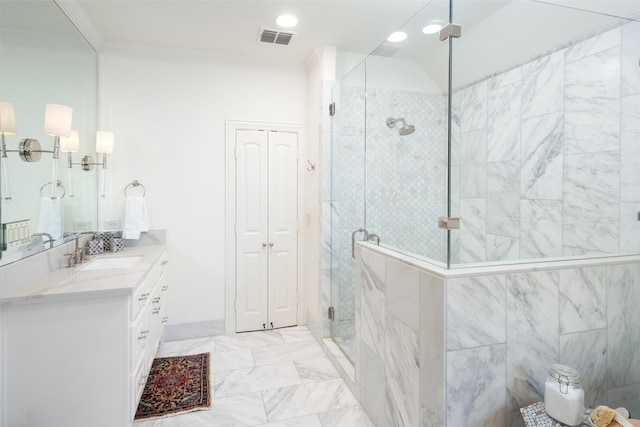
329 61 366 362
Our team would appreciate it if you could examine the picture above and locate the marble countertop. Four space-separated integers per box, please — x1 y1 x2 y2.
1 244 166 305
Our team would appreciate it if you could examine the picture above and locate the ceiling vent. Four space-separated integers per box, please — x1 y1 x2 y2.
370 45 400 58
258 27 294 46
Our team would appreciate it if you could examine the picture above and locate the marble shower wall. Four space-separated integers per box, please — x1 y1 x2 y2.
356 244 640 427
451 22 640 264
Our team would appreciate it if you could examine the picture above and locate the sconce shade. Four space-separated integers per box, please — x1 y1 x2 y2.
44 104 72 137
60 129 80 152
96 130 114 154
0 101 17 135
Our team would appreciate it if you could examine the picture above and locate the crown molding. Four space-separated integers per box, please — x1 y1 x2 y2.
54 0 103 52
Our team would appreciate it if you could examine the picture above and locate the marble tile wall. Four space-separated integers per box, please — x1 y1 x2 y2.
452 22 640 264
357 245 640 427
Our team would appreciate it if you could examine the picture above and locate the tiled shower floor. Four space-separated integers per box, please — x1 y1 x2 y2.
134 326 373 427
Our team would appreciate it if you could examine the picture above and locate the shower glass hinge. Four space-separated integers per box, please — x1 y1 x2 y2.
329 102 336 116
439 23 462 41
438 216 460 230
328 306 335 321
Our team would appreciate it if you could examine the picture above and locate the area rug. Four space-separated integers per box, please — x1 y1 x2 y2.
135 352 211 420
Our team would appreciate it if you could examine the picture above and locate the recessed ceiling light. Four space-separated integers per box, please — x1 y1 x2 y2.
422 23 443 35
387 31 407 43
275 14 298 28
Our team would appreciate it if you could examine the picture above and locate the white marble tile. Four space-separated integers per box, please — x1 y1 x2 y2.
622 21 640 96
212 349 255 373
385 258 420 331
460 198 487 263
447 344 507 427
563 150 620 253
420 272 446 427
322 337 344 358
317 405 375 427
607 263 640 388
565 46 620 155
133 418 162 427
213 362 301 398
214 330 284 353
157 392 267 427
519 199 563 259
335 356 355 384
565 27 620 63
487 216 519 239
460 129 487 198
252 340 326 366
560 329 607 408
294 358 340 384
447 275 506 350
385 314 420 427
154 337 214 358
488 82 521 162
488 67 521 91
278 326 316 343
359 341 386 427
360 248 386 360
620 203 640 253
262 378 358 422
521 111 563 200
460 81 488 133
506 271 559 413
620 93 640 203
559 267 607 334
254 414 323 427
487 234 519 262
522 50 564 118
487 160 520 218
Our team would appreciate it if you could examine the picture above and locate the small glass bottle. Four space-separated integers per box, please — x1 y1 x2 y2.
544 364 585 426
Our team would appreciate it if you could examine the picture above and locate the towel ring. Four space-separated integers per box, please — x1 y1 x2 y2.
40 180 66 199
124 180 146 197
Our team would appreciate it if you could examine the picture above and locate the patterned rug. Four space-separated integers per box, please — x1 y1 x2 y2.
135 352 211 420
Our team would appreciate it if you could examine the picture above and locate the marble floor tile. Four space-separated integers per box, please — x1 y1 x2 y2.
253 340 326 366
154 337 214 358
212 348 255 373
317 405 376 427
214 330 284 352
214 362 301 398
294 357 340 383
279 326 316 343
254 414 323 427
262 378 358 422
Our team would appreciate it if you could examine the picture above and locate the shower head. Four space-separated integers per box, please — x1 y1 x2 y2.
386 117 415 136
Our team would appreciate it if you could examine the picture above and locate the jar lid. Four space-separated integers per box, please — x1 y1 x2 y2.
548 364 581 385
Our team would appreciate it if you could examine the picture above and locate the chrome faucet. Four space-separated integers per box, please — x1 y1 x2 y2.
32 232 54 248
65 231 98 267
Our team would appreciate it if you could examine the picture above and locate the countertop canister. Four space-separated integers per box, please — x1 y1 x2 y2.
544 364 584 426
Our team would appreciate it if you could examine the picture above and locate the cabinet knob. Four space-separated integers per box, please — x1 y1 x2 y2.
268 242 274 247
262 243 267 247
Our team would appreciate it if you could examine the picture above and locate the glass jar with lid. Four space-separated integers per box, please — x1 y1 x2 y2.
544 364 585 426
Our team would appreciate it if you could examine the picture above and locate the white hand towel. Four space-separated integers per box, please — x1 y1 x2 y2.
37 197 63 240
123 196 149 239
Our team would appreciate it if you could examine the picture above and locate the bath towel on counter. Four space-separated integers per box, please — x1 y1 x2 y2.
123 196 149 239
37 196 63 240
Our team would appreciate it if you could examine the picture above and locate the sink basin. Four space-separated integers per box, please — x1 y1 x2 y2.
77 256 142 271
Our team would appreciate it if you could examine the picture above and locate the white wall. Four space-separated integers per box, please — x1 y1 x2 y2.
98 45 306 325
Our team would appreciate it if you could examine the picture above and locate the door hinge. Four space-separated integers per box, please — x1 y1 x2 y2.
329 102 336 116
328 306 335 321
439 23 462 41
438 216 460 230
234 222 238 235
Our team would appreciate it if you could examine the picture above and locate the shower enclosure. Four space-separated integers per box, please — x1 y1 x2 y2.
327 0 640 391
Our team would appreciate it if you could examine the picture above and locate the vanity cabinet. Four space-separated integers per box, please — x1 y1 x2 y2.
0 248 168 427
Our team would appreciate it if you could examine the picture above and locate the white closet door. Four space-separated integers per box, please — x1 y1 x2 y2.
267 131 298 328
235 129 269 332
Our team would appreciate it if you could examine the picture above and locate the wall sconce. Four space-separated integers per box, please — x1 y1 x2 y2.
82 130 114 171
17 104 73 163
0 101 17 201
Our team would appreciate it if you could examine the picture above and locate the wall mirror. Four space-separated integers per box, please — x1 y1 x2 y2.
0 0 98 266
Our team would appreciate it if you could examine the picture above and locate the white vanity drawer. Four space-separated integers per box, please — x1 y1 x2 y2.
131 253 167 320
131 359 147 420
131 314 150 368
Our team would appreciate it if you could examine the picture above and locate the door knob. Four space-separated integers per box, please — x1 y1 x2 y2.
268 242 274 247
262 243 267 247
